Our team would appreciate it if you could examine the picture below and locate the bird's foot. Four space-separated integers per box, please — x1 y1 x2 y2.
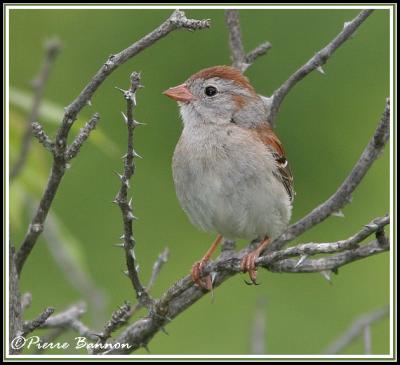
191 259 212 291
240 251 261 285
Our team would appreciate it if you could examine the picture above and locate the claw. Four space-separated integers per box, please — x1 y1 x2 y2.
191 260 212 291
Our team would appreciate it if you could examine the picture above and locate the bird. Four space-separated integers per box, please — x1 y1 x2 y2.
163 65 294 290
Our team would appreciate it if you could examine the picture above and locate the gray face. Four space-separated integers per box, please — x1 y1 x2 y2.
179 77 267 129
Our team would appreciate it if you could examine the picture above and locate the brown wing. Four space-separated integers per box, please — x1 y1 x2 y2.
252 124 295 201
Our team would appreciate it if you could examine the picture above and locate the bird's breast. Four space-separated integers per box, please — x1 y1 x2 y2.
172 124 291 240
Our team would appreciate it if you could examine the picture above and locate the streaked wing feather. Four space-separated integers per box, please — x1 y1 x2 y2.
252 125 295 201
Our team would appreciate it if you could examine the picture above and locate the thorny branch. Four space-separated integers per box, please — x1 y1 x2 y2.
10 38 61 181
268 9 374 124
114 72 151 308
14 9 211 275
225 10 271 72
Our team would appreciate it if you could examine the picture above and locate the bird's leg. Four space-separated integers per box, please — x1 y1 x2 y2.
240 236 271 285
191 234 223 290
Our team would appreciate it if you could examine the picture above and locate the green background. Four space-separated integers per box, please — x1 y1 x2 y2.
9 7 391 356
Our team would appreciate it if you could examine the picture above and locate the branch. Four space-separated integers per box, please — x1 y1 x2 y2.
128 247 170 319
267 98 390 253
14 9 210 275
324 306 389 354
265 239 388 273
10 38 61 181
41 302 99 341
147 247 170 291
225 10 271 72
102 213 389 354
263 215 389 264
65 113 100 161
114 72 151 309
268 9 374 124
22 307 54 336
31 121 55 152
94 301 131 351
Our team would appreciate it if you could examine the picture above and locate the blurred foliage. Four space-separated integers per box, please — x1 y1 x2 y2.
9 8 390 355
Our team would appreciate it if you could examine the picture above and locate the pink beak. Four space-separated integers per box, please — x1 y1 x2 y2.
163 83 196 103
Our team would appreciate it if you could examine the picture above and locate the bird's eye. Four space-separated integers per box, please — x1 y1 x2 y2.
204 86 218 97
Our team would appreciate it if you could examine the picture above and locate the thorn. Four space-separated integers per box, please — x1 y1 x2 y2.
130 248 136 260
121 153 127 159
121 111 128 124
113 170 124 181
316 65 326 75
211 271 217 285
131 93 137 106
343 21 351 28
135 264 140 272
87 99 92 106
295 254 308 268
113 243 125 248
65 163 71 170
132 149 143 159
127 212 137 221
123 270 129 277
365 223 379 230
133 120 146 127
160 326 169 335
112 198 119 205
320 270 333 284
115 86 127 94
128 197 132 208
142 343 150 353
332 210 345 218
120 234 125 240
124 180 130 189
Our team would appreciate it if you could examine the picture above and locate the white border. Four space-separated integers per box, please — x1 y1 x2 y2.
4 3 395 360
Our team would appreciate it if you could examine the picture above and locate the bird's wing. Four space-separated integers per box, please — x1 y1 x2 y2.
252 124 295 201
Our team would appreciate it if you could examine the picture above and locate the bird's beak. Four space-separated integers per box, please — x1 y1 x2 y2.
162 83 196 103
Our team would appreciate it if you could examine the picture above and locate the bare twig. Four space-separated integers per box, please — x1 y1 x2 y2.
22 307 54 336
114 72 151 308
147 248 170 291
9 247 23 354
10 38 61 181
265 239 388 273
128 247 170 318
250 297 267 355
95 301 131 350
65 113 100 160
263 215 389 264
31 121 55 152
41 302 99 341
20 292 32 312
15 9 210 275
324 306 389 354
268 9 374 124
225 10 246 69
225 10 271 72
245 42 272 65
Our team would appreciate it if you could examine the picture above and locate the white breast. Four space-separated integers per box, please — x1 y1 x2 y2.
172 123 292 240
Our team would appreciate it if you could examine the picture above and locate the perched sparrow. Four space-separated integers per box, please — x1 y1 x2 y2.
163 65 294 289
